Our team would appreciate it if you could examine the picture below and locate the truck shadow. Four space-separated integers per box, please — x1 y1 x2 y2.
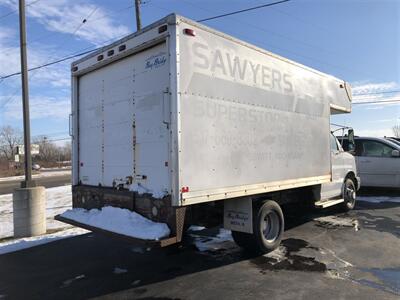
0 231 253 300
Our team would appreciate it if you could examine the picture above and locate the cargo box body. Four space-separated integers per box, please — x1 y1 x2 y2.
71 14 352 209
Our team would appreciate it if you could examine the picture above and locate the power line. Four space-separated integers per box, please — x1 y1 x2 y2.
0 3 135 55
196 0 291 22
0 1 301 83
0 5 99 109
353 99 400 105
0 0 355 85
152 0 371 77
353 90 400 96
0 0 41 21
181 0 339 58
0 32 129 110
1 43 108 81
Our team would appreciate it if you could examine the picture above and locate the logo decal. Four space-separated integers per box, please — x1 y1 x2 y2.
145 52 167 70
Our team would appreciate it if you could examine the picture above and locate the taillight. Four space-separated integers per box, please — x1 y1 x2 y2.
183 28 196 36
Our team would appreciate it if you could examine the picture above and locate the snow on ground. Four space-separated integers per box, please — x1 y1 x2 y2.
60 206 170 240
191 228 234 252
188 225 206 232
0 185 72 238
314 215 360 231
0 227 88 255
357 196 400 203
0 170 71 182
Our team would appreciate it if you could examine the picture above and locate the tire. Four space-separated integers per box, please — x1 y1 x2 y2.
232 200 284 254
231 230 257 249
341 178 356 211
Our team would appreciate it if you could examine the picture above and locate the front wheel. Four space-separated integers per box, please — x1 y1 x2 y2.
232 200 284 254
341 178 356 211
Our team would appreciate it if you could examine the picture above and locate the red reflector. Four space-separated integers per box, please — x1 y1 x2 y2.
183 28 196 36
181 186 189 193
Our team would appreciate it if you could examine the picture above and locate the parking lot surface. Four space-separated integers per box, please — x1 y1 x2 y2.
0 189 399 300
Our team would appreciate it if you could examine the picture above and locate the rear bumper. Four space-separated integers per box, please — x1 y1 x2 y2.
55 185 186 247
72 185 173 224
54 214 183 247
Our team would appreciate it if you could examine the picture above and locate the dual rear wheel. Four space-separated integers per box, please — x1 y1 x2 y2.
232 200 284 254
231 179 356 254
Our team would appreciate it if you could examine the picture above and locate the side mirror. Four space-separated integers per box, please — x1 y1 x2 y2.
391 150 400 157
348 129 355 153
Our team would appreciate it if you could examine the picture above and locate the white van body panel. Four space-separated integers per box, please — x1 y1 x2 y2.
71 14 354 207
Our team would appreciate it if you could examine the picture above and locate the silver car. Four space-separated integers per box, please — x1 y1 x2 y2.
351 137 400 188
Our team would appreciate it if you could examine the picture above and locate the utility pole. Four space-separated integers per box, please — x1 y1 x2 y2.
135 0 141 31
13 0 46 238
18 0 34 188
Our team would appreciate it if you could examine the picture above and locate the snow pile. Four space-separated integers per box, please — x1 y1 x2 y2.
0 185 73 239
60 206 170 240
0 228 88 255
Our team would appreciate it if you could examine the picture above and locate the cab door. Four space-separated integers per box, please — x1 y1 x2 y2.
321 134 344 199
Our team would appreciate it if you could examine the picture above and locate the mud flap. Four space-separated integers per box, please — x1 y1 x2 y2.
223 197 253 234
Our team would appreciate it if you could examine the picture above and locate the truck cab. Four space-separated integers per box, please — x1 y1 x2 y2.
319 130 360 210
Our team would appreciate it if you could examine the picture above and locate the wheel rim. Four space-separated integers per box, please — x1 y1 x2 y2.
345 182 356 206
262 210 281 243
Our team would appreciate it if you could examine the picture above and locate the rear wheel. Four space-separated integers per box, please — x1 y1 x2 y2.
341 178 356 211
232 200 284 254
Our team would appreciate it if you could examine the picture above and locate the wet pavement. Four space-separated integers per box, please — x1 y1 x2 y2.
0 189 399 299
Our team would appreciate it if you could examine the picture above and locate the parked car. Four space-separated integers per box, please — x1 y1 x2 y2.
339 136 400 188
32 164 41 171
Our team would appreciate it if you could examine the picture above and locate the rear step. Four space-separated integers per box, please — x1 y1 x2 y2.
315 198 344 208
55 215 181 248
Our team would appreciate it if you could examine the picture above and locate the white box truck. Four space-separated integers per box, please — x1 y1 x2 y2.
57 14 360 253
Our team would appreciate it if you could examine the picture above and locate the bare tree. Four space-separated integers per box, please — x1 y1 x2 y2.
60 141 72 161
0 126 22 160
393 125 400 138
33 136 59 162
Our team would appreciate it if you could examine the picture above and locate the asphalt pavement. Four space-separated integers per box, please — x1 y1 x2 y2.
0 170 71 195
0 189 399 300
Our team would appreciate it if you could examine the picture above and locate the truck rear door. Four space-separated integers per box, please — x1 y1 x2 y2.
77 42 170 194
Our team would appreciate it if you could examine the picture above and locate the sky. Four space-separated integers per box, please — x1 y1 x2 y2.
0 0 399 142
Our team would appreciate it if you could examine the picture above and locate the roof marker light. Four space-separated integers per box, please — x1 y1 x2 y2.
119 44 126 51
107 49 114 56
97 54 104 61
158 25 168 33
183 28 196 36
